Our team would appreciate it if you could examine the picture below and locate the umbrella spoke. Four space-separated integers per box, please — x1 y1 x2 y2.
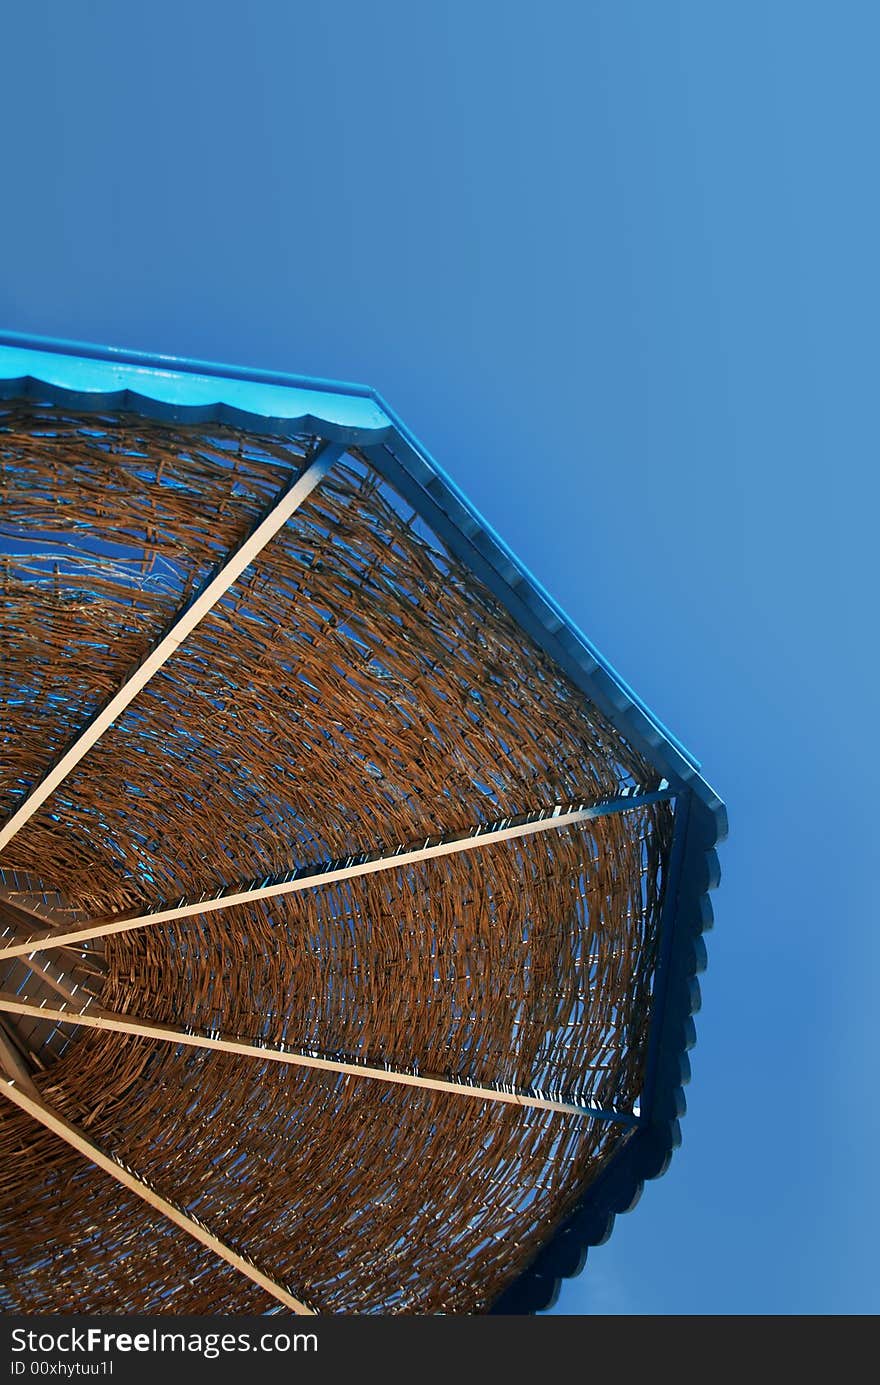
0 992 637 1125
0 440 344 855
0 1076 316 1314
0 786 675 959
0 1021 41 1102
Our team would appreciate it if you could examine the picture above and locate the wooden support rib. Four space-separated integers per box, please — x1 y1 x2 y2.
12 955 86 1009
0 892 66 930
0 1022 41 1101
0 900 100 1006
0 786 674 960
0 442 343 854
0 993 637 1125
0 1076 316 1314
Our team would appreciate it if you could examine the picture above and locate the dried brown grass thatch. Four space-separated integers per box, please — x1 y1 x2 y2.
0 402 674 1313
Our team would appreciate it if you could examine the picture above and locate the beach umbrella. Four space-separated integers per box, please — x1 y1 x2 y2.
0 333 724 1314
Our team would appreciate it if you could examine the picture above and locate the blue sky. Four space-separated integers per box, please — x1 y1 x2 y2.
1 2 877 1314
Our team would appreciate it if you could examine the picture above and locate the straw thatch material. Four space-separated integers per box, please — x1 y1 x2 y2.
0 402 674 1313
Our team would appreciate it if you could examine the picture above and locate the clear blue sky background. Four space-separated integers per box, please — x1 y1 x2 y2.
1 2 876 1314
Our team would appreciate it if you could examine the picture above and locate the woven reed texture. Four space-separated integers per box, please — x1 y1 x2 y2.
0 403 673 1313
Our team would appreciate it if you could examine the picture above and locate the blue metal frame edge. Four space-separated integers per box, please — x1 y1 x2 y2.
489 789 724 1314
360 438 726 810
0 328 379 403
0 331 393 446
361 417 700 773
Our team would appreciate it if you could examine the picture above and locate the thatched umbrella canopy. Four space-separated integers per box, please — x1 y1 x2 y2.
0 334 724 1315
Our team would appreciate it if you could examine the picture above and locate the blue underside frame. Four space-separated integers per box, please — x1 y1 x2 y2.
0 329 727 1314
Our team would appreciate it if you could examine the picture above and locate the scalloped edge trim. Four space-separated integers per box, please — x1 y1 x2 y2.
490 792 725 1314
0 344 392 443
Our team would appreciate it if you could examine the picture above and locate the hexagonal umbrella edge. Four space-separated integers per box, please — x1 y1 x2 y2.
0 328 726 1315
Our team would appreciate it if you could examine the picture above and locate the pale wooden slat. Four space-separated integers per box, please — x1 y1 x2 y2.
0 1076 315 1314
